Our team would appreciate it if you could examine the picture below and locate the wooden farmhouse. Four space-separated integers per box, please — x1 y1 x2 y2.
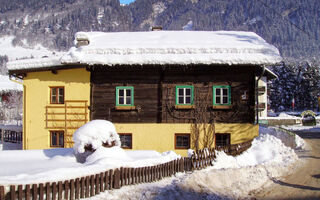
8 31 281 156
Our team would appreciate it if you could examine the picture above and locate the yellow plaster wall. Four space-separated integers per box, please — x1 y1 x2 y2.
23 68 90 149
115 123 258 157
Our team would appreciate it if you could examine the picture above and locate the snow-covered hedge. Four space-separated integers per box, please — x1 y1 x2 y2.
73 120 121 154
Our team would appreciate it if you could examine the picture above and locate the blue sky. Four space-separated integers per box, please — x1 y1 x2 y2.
119 0 136 4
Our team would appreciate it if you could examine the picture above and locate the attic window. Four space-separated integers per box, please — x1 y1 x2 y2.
50 87 64 104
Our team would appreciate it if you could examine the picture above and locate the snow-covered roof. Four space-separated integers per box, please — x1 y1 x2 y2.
0 75 22 92
7 57 63 71
7 31 282 71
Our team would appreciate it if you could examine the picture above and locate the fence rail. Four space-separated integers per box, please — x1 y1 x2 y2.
0 140 252 200
0 130 22 144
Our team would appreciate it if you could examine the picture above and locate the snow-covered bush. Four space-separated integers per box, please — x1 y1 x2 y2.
73 120 121 155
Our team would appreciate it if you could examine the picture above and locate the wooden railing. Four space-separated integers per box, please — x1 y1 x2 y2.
0 141 252 200
0 130 22 144
45 100 88 147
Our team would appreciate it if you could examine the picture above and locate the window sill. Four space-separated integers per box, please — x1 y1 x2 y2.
174 105 195 109
212 105 232 109
121 146 132 149
175 147 190 150
115 106 136 110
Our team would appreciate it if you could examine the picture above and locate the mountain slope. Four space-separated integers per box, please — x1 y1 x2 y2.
0 0 319 59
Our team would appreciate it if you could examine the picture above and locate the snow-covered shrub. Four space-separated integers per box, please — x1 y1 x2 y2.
73 120 121 155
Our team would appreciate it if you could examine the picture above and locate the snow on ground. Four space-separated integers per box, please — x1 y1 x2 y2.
0 141 22 151
0 125 304 199
89 126 303 200
0 147 179 185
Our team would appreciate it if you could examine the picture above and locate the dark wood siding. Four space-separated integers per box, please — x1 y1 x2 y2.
90 65 256 124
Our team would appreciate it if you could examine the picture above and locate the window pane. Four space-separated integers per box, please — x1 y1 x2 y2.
215 88 221 95
126 89 131 97
223 97 228 104
216 134 230 147
186 88 191 95
178 88 184 96
59 133 64 147
216 97 221 104
186 97 191 104
51 132 57 146
178 97 184 104
59 88 64 96
59 95 64 104
51 95 57 103
126 97 131 105
119 89 124 96
120 134 132 148
176 135 190 148
51 88 56 95
119 97 124 104
222 88 228 96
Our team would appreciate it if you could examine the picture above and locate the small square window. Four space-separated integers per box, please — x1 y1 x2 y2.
213 86 231 106
116 86 134 106
50 131 64 147
50 87 64 104
176 86 194 105
119 133 132 149
175 133 190 149
215 133 230 147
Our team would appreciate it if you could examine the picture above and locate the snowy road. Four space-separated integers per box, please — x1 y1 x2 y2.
255 130 320 199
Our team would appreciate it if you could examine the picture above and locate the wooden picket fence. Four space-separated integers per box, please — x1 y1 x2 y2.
0 141 252 200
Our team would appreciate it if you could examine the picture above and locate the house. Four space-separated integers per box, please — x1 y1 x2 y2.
7 31 282 156
0 75 23 122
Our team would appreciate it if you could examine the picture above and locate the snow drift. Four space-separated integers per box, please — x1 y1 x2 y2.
73 120 121 154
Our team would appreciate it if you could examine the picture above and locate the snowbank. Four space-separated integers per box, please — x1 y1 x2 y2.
0 147 180 185
91 126 302 200
73 120 120 154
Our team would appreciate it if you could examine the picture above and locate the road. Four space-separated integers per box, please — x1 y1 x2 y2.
255 130 320 200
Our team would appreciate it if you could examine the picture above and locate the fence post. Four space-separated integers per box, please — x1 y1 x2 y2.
109 169 113 189
75 178 80 200
52 182 57 200
104 171 109 191
85 177 90 198
32 184 37 200
114 169 120 189
64 180 69 200
26 185 31 200
95 174 100 195
18 185 23 200
39 184 44 200
70 179 75 200
58 181 63 200
90 175 94 197
100 172 104 192
0 186 4 200
10 185 15 200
